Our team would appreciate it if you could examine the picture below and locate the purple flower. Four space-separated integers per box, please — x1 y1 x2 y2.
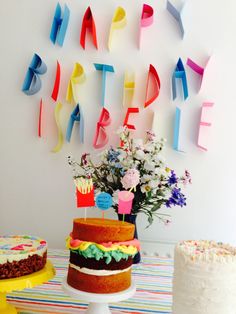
168 170 178 185
166 187 186 208
184 170 192 184
81 153 89 166
180 170 192 186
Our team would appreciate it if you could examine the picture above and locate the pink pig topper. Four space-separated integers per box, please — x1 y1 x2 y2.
118 191 134 214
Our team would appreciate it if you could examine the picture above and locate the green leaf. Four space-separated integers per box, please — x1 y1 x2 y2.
147 215 154 227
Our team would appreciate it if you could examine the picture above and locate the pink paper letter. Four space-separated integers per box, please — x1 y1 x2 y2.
93 108 111 149
139 4 154 48
197 102 214 151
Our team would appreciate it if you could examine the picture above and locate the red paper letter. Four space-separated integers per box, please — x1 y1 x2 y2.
38 99 43 138
123 108 139 130
51 61 61 101
93 108 111 149
144 64 161 108
80 6 98 49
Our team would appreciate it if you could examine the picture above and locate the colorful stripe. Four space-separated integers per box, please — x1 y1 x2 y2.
7 249 173 313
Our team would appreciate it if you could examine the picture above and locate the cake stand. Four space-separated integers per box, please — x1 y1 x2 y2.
0 261 55 314
62 277 136 314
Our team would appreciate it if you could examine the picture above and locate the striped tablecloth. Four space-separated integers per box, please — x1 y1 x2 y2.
7 249 173 313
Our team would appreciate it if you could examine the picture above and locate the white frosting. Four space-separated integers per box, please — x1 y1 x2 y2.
69 263 131 276
172 240 236 314
0 235 47 264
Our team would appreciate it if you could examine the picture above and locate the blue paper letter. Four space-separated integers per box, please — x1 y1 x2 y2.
50 3 70 47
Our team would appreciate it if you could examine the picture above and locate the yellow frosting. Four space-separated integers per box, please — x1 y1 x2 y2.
66 237 138 255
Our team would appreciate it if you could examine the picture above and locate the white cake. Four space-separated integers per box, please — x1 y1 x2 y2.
172 240 236 314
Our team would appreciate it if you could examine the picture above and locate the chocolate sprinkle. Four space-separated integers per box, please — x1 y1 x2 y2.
0 252 47 279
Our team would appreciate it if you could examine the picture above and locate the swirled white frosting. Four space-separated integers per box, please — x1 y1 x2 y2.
172 240 236 314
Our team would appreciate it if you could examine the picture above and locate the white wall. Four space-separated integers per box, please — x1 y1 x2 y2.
0 0 236 249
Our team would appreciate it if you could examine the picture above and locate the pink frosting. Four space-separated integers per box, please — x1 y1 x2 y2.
11 243 33 250
100 239 140 251
70 238 83 247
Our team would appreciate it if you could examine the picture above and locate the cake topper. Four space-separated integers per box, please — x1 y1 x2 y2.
74 178 95 220
119 168 140 221
96 192 113 220
118 191 134 222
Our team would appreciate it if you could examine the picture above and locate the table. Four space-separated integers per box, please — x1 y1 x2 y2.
0 261 55 314
6 249 173 314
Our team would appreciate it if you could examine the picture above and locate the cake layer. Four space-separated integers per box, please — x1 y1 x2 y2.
67 265 131 293
72 218 135 243
0 235 48 280
70 251 133 270
172 240 236 314
0 252 47 279
0 235 47 264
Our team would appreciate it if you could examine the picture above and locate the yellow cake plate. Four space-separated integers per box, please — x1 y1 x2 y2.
0 261 55 314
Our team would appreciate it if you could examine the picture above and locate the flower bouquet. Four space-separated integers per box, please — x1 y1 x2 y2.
68 126 191 227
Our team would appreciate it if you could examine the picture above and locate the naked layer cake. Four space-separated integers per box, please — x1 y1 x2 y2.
0 235 47 279
172 240 236 314
66 218 140 293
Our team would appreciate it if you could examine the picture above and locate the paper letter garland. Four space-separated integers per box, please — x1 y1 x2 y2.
123 108 139 130
66 63 86 104
123 71 135 107
38 99 43 138
51 61 61 101
187 56 211 93
66 103 84 143
172 58 188 100
22 53 47 95
93 108 111 149
197 102 214 151
139 4 154 48
94 63 115 107
108 7 127 51
144 64 161 108
52 102 63 153
166 0 184 38
50 3 70 47
80 6 98 49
